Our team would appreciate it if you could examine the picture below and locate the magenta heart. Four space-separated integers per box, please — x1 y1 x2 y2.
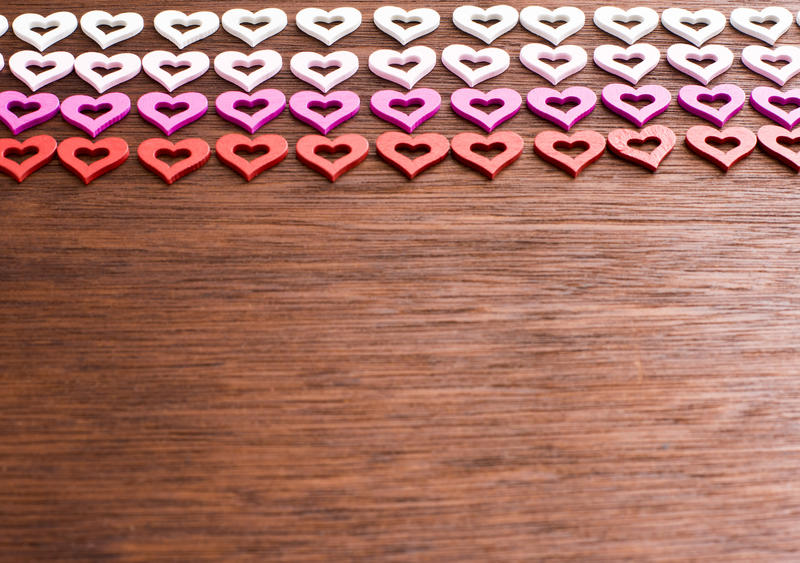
215 89 286 134
677 84 745 128
369 88 441 133
749 86 800 130
526 87 597 131
288 90 360 135
601 84 670 128
0 90 60 135
61 93 131 138
450 87 521 132
137 92 208 136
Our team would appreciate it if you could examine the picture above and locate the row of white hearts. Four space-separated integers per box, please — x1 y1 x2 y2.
2 44 800 94
4 7 800 52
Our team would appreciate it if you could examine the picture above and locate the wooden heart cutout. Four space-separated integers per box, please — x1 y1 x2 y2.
757 124 800 172
450 131 524 179
295 134 369 182
684 125 756 171
375 132 449 179
137 138 210 184
607 125 676 171
57 137 129 184
533 130 605 177
0 134 56 182
216 133 288 181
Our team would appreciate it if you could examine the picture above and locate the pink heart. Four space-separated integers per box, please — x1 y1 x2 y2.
137 92 208 136
369 88 441 133
215 89 286 134
601 84 671 128
450 87 521 132
0 90 60 135
749 86 800 130
677 84 745 128
61 93 131 138
288 90 360 135
526 87 597 131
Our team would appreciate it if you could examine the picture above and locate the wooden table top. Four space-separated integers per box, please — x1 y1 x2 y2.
3 0 800 560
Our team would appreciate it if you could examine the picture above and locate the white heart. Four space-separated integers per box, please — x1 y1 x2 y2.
593 43 660 84
221 8 287 48
373 6 439 45
519 6 585 46
730 7 792 46
74 52 141 93
9 50 74 91
452 5 519 44
441 44 510 87
154 10 219 49
368 46 436 89
593 6 658 45
661 8 725 47
295 7 362 46
214 50 282 92
290 51 359 92
0 16 8 38
12 12 78 52
142 50 210 92
519 43 587 85
741 45 800 86
80 11 144 49
666 44 732 85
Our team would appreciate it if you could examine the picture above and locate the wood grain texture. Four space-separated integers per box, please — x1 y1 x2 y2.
3 0 800 560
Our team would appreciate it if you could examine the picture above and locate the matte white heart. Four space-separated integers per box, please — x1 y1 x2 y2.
452 5 519 44
666 44 733 85
154 10 220 49
661 8 725 47
74 52 141 93
368 46 436 89
221 8 287 47
373 6 439 45
142 50 210 92
519 43 587 85
290 51 359 92
9 50 74 91
12 12 78 51
214 50 282 92
593 6 658 45
441 44 510 86
730 7 792 45
519 6 585 46
593 43 660 84
80 11 144 49
741 45 800 86
295 7 362 46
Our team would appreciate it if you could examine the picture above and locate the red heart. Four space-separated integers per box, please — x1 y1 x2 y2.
757 125 800 172
450 131 523 179
607 125 676 172
216 133 288 181
0 134 56 182
533 130 605 177
57 137 129 184
138 138 211 185
296 134 369 182
685 125 756 171
375 132 450 179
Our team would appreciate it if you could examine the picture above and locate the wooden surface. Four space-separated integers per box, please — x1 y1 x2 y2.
3 1 800 560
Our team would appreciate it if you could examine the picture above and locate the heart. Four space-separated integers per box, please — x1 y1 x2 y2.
730 7 792 45
451 87 521 132
533 130 606 177
288 90 360 135
368 46 436 89
741 45 800 86
684 125 757 171
0 91 60 135
666 44 733 85
154 10 219 49
0 135 56 182
592 6 658 45
519 6 584 46
677 84 745 127
601 84 671 127
137 92 208 136
450 131 524 179
215 89 286 134
441 45 510 87
452 4 519 44
527 86 596 131
607 125 676 171
376 132 450 179
593 44 660 84
57 137 129 184
296 7 361 46
12 11 77 51
216 133 288 181
372 6 439 45
295 134 369 182
290 51 359 93
61 93 130 138
74 52 141 94
750 86 800 130
221 8 287 47
213 50 282 92
519 43 587 85
661 8 726 47
80 10 144 49
0 16 8 38
9 51 74 92
142 51 209 92
757 124 800 172
369 88 441 133
138 138 211 185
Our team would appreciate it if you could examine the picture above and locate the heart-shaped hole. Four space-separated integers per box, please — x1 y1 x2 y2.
25 62 56 76
537 15 571 29
627 137 661 152
697 93 732 109
313 17 344 31
74 146 110 166
171 22 201 33
78 103 113 120
314 144 352 161
750 16 780 29
90 62 123 77
761 56 791 69
7 101 41 118
776 135 800 152
232 99 267 115
620 93 656 109
97 22 127 34
768 97 800 112
612 17 644 30
158 62 192 76
395 142 431 159
471 15 502 28
3 146 40 165
706 137 741 152
307 100 343 117
612 55 644 69
546 96 580 111
470 141 506 160
154 102 190 119
388 98 424 114
680 20 709 32
388 60 420 73
155 148 191 166
239 19 270 32
390 16 423 30
233 144 269 159
470 100 505 113
554 140 589 158
232 62 266 76
308 63 342 77
459 59 491 72
30 22 59 33
685 55 718 69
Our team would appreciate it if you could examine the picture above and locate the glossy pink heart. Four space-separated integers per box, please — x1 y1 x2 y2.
450 87 521 132
288 90 360 135
526 86 597 131
137 92 208 136
369 88 441 133
61 93 131 138
215 89 286 134
601 84 670 127
0 90 60 135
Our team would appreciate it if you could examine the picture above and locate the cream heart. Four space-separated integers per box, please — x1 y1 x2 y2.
661 8 725 47
12 12 78 51
741 45 800 86
214 50 282 92
0 16 7 38
142 50 210 92
368 46 436 89
593 43 659 84
593 6 658 45
80 10 144 49
519 6 585 46
295 7 362 46
154 10 219 49
441 44 510 87
74 52 141 93
9 50 74 91
290 51 359 92
452 5 519 44
221 8 287 47
730 7 792 46
519 43 587 85
373 6 439 45
666 44 732 85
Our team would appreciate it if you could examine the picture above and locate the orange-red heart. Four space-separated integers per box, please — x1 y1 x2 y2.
450 131 523 179
295 134 369 182
138 138 211 185
375 132 449 179
0 134 56 182
57 137 129 184
757 125 800 173
533 130 605 177
216 133 288 181
684 125 756 171
607 125 676 172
